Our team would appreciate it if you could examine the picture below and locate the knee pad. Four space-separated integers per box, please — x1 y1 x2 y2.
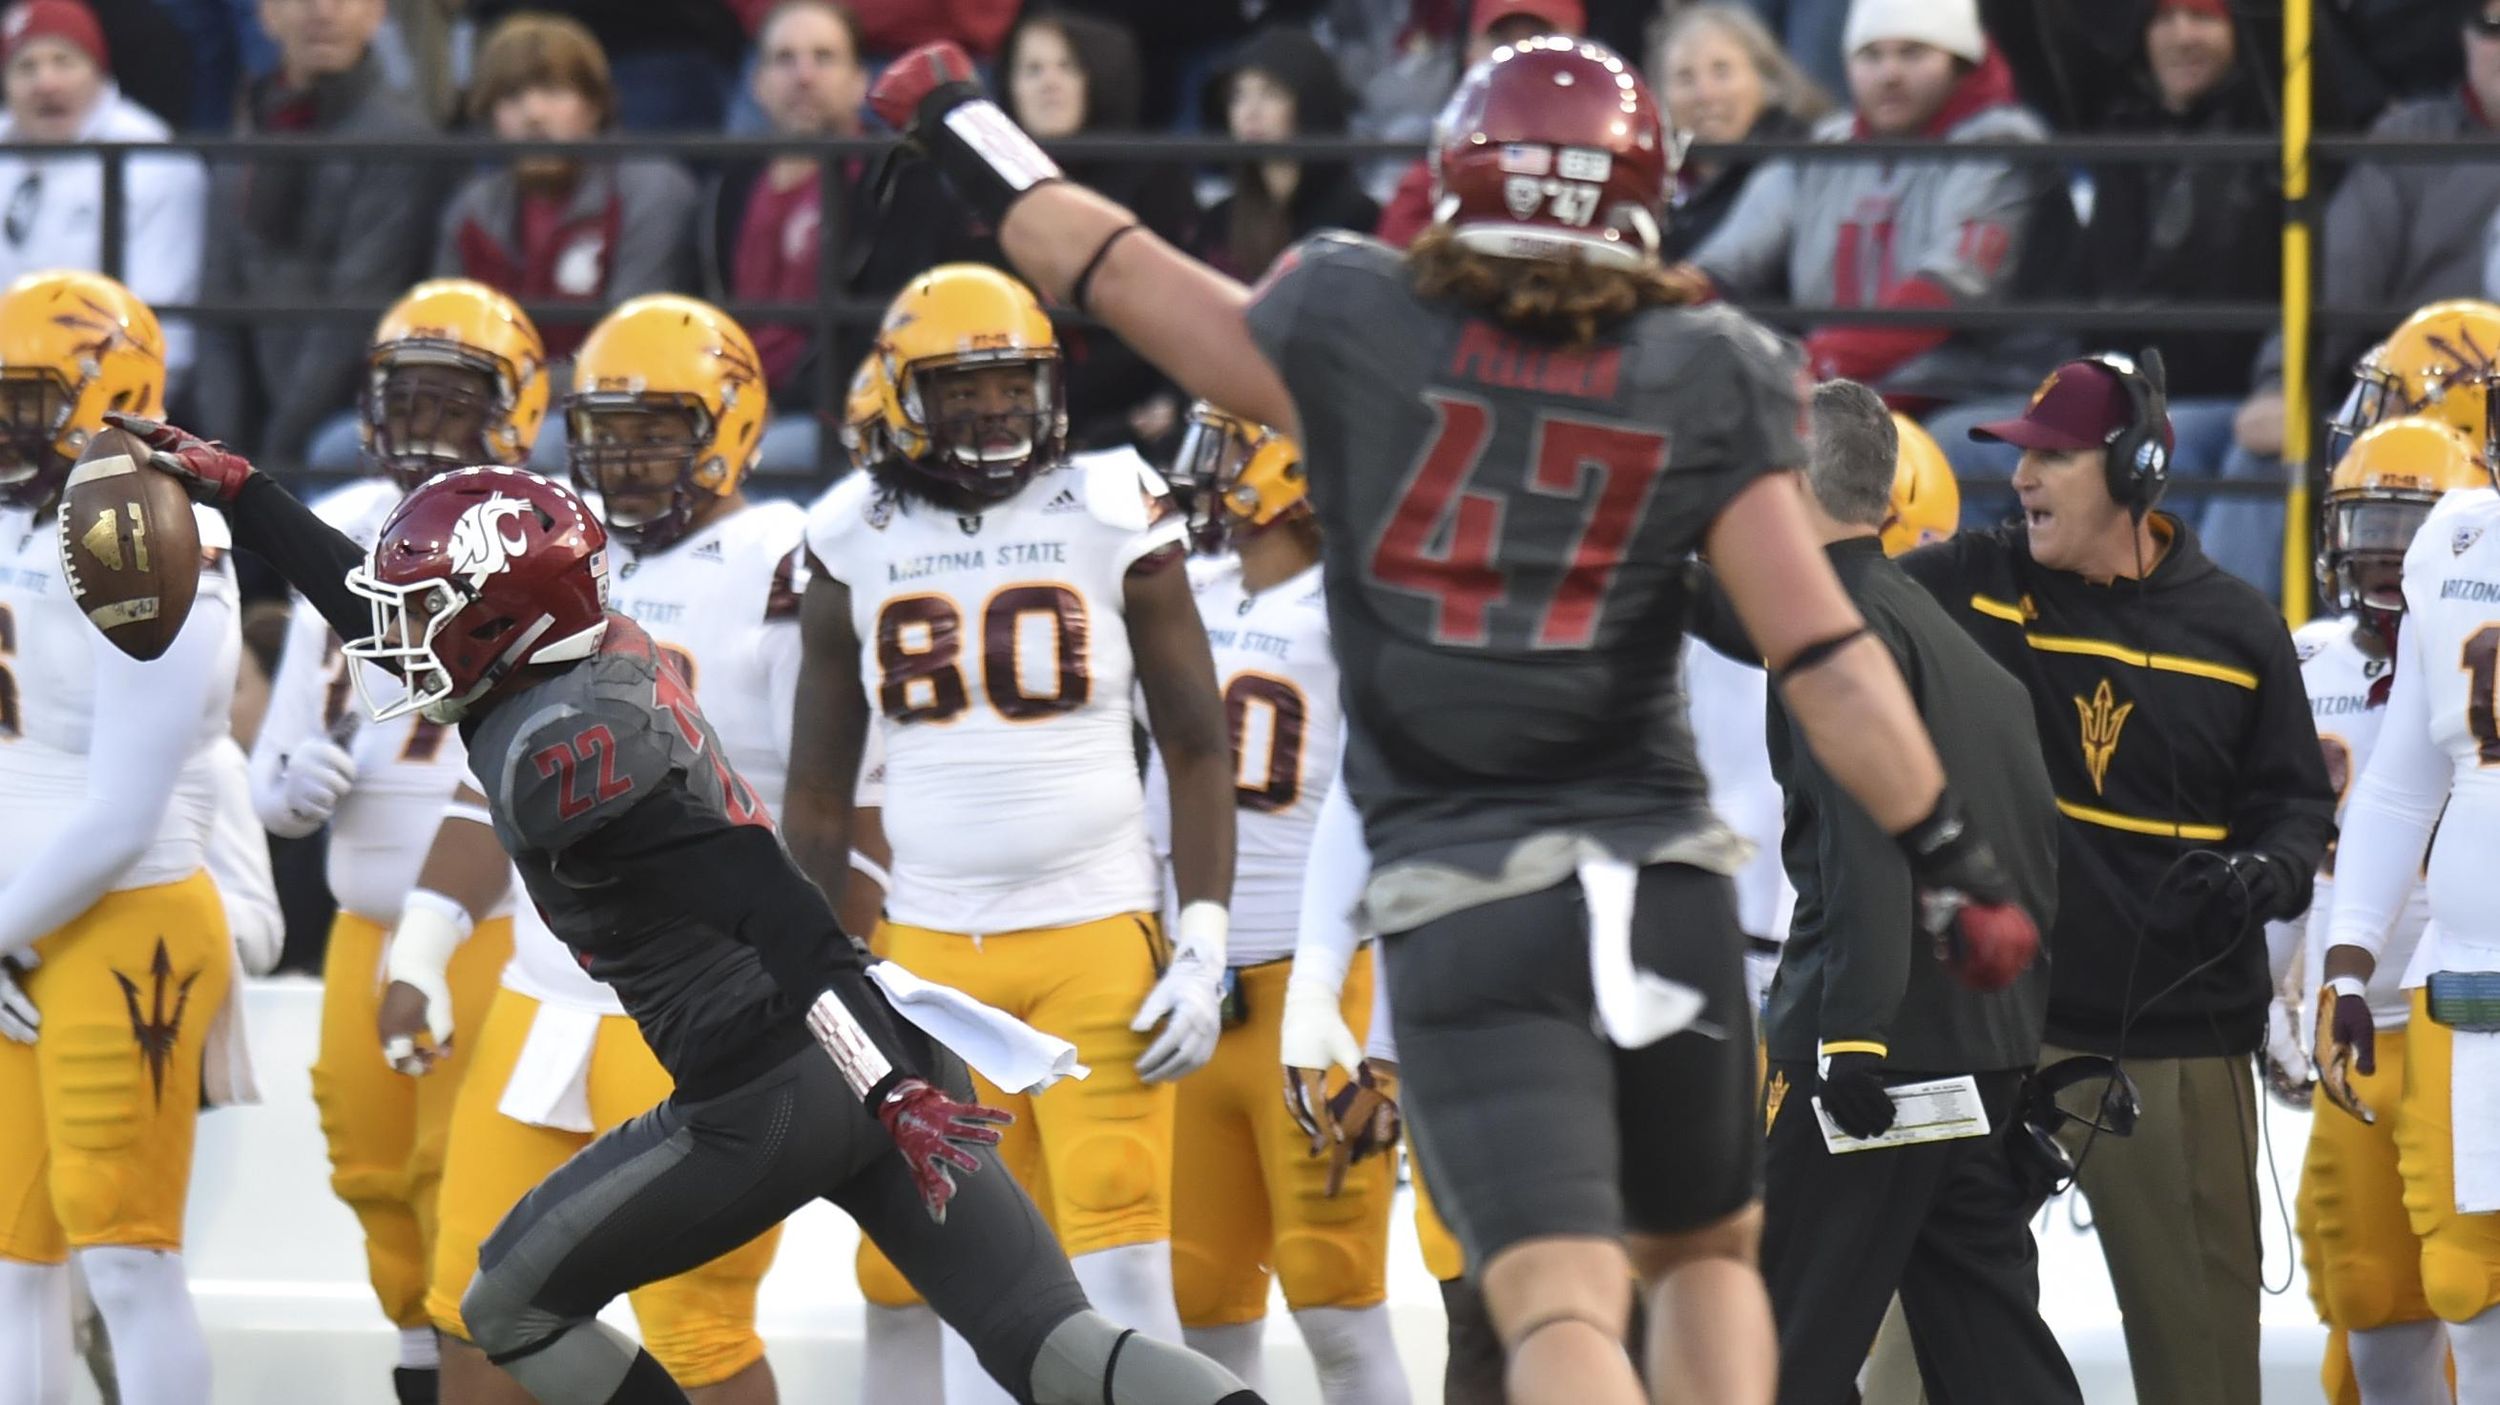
459 1261 561 1363
1173 1239 1268 1327
1057 1128 1165 1250
1275 1230 1379 1313
2421 1238 2500 1324
2320 1257 2401 1331
636 1310 765 1389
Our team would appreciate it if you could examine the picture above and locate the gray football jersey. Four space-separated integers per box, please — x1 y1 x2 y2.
464 615 797 1085
1244 233 1806 926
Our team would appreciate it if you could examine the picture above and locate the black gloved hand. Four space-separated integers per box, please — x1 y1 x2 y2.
1819 1053 1897 1139
1897 791 2039 991
2174 850 2304 929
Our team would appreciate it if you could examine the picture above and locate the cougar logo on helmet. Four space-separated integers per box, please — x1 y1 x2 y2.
448 494 532 588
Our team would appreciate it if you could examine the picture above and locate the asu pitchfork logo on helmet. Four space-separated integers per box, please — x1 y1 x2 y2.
872 263 1067 507
2340 300 2500 465
359 278 549 491
566 294 766 552
344 467 610 724
1172 401 1306 553
0 269 164 511
2318 416 2484 647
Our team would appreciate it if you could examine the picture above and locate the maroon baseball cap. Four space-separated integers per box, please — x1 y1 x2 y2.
1969 360 2173 453
1473 0 1586 38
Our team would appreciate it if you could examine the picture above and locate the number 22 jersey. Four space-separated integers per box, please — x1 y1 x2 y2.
805 452 1187 934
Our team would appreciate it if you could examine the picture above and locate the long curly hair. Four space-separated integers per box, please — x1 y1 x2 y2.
1405 227 1704 349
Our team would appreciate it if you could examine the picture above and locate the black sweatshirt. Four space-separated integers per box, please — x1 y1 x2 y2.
1898 517 2336 1058
1695 539 2057 1073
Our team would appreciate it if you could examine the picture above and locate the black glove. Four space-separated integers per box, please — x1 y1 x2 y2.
1819 1053 1897 1139
2166 850 2304 936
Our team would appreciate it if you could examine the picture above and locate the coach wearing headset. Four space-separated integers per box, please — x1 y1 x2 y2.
1897 353 2337 1405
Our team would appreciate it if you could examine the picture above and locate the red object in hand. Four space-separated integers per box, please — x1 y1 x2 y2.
103 412 256 505
868 41 982 133
1933 898 2039 992
876 1077 1011 1223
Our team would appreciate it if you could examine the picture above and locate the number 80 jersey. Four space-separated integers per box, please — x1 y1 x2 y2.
806 452 1187 934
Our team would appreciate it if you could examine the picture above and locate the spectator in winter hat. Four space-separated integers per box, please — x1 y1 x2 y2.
0 0 205 389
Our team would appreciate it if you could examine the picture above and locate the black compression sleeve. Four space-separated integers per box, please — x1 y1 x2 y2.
227 474 367 641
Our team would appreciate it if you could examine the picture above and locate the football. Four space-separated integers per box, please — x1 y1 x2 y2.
53 424 202 661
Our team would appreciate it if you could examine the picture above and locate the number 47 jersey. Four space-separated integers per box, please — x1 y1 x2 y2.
1242 232 1804 925
805 452 1187 935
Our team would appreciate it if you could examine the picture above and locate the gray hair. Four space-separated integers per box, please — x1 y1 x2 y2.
1806 379 1898 527
1654 3 1837 125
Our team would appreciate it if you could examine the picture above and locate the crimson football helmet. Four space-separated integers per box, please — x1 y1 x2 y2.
1429 35 1670 270
343 466 611 723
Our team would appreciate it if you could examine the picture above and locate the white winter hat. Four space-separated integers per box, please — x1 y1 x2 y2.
1844 0 1987 64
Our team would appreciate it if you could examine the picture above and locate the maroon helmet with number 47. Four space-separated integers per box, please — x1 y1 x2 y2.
1429 35 1671 270
344 466 611 724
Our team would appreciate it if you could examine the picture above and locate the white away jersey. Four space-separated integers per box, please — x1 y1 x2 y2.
807 452 1186 933
2292 615 2428 1025
504 501 812 1012
2395 488 2500 967
0 501 237 893
1684 638 1794 944
1147 554 1339 964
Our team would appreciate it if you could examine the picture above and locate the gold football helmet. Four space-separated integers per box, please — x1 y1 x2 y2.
0 269 163 510
1174 401 1306 552
359 278 549 489
2318 415 2483 637
1882 412 1958 556
840 351 888 469
2352 301 2500 464
873 263 1064 504
566 294 767 551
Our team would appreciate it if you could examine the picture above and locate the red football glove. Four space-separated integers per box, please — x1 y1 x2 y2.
104 412 256 505
867 41 984 136
865 41 1060 227
1898 792 2041 993
875 1077 1011 1223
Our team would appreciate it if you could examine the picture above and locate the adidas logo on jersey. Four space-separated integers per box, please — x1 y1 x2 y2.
694 540 725 562
1043 486 1084 514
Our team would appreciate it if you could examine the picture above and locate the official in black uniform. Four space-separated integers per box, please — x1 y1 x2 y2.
1899 356 2337 1405
1696 382 2079 1405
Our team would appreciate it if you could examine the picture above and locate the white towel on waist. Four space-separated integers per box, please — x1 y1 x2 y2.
1578 852 1706 1049
201 945 258 1108
2453 1025 2500 1214
497 999 601 1132
867 962 1088 1094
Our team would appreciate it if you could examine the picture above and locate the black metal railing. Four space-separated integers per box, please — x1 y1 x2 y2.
21 127 2491 497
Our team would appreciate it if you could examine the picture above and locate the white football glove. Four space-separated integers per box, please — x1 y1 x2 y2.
1132 902 1227 1083
0 954 38 1043
1280 954 1363 1077
381 891 467 1075
270 739 358 837
2263 995 2314 1109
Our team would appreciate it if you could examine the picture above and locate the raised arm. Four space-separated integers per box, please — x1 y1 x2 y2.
867 45 1297 437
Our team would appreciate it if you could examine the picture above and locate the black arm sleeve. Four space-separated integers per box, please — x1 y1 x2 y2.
227 474 368 642
576 787 924 1090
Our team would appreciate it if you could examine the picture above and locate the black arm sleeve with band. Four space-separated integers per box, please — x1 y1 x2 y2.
227 474 368 643
911 89 1061 227
579 787 925 1093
